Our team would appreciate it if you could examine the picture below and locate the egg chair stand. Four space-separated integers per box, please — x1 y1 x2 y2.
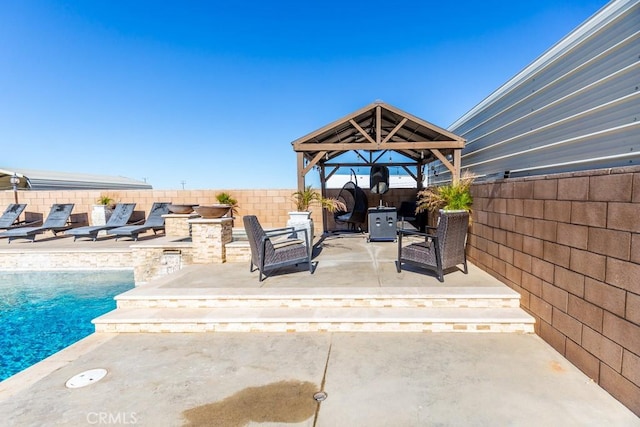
333 171 368 232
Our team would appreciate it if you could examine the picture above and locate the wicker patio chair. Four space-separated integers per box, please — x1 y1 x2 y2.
243 215 313 282
396 210 469 282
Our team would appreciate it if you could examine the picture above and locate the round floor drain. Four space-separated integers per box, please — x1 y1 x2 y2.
313 391 327 402
65 368 108 389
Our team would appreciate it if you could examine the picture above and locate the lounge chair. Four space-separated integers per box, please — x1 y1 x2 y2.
65 203 137 241
107 202 170 241
396 210 469 282
0 204 75 243
243 215 313 282
0 204 27 229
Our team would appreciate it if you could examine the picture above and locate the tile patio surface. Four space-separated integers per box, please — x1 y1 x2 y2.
0 231 638 425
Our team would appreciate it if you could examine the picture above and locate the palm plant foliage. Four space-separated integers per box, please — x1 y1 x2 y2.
216 192 239 215
292 186 346 213
416 172 475 214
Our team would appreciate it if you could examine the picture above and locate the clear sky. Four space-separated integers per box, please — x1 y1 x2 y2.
1 0 606 190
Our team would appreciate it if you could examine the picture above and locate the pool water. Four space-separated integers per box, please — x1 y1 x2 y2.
0 270 134 381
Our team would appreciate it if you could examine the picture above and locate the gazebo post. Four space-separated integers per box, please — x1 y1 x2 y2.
320 164 328 233
297 152 305 191
453 149 462 183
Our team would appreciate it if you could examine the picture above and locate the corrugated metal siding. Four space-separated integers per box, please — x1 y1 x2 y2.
447 0 640 181
0 168 152 190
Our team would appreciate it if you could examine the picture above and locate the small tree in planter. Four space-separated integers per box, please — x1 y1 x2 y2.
215 192 238 217
416 172 475 224
92 194 117 229
291 186 345 213
289 186 346 253
97 194 116 209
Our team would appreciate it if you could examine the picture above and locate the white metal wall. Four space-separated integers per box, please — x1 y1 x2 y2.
446 0 640 181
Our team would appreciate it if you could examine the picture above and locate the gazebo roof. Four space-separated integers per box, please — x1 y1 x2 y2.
291 101 465 189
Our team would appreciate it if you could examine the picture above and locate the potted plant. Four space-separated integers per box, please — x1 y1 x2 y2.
291 185 345 214
288 186 345 251
416 172 475 223
215 192 239 217
92 194 117 229
97 195 116 209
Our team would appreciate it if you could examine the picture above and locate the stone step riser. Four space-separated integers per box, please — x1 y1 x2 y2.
93 305 535 334
94 322 534 334
116 297 521 309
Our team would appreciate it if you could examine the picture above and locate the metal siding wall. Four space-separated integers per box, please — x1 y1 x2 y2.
448 1 640 181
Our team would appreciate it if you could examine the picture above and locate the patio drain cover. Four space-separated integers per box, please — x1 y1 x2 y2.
313 391 327 402
65 368 108 389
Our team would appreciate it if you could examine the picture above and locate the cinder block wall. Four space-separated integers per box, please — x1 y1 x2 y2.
0 189 298 229
467 165 640 416
0 188 420 231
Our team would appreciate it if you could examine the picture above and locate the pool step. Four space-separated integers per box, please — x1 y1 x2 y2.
93 287 534 333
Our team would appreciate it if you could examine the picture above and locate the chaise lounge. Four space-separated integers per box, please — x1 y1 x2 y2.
107 202 170 241
0 203 75 243
0 204 27 230
65 203 137 241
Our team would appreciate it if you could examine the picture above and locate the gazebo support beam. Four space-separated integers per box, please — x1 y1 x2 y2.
431 149 460 183
381 118 408 144
302 151 327 176
349 120 376 144
376 105 382 144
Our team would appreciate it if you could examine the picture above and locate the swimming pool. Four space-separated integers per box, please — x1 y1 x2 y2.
0 270 134 381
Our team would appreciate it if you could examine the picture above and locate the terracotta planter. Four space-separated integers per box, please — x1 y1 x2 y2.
168 204 197 214
194 204 231 219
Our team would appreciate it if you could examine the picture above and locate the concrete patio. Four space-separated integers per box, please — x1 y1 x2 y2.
0 231 638 425
1 332 638 426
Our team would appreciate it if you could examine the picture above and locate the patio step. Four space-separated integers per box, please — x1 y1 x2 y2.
92 306 534 333
112 286 523 309
93 286 534 333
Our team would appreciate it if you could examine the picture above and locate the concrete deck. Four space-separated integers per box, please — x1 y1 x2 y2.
1 333 638 426
0 231 638 424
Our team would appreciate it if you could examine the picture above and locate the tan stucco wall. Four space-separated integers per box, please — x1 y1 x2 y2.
0 187 421 231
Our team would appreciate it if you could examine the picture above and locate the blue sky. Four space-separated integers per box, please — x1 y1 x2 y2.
1 0 606 189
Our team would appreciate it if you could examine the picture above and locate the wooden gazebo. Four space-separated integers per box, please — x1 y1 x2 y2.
291 101 466 193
